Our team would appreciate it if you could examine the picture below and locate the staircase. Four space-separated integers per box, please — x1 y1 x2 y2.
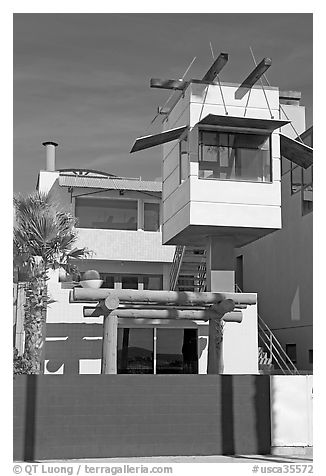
169 245 207 292
169 247 300 375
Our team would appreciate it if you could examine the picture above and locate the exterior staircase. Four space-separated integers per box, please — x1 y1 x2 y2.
169 246 300 375
169 245 206 292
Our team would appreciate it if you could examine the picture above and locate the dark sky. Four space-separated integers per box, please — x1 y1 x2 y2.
13 13 313 194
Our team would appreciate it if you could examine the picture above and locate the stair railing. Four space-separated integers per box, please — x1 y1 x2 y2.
235 284 299 375
169 245 186 291
196 252 207 292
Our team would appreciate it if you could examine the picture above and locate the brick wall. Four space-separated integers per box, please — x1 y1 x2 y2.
13 375 271 460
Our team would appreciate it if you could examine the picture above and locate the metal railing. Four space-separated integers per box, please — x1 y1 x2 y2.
169 246 207 292
235 284 299 375
169 245 186 290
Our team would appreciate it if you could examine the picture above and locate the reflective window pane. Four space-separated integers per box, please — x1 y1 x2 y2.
100 274 114 288
75 198 137 230
143 275 163 290
156 328 198 374
122 275 138 289
199 131 271 182
144 202 160 231
117 328 154 374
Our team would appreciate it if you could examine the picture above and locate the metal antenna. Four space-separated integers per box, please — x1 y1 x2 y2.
249 46 305 141
209 41 215 60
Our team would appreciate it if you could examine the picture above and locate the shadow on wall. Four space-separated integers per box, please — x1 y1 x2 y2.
220 375 271 455
45 323 103 375
15 374 272 460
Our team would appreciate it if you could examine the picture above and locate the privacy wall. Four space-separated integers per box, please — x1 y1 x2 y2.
13 375 271 460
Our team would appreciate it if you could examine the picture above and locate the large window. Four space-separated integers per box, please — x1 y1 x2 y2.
117 328 154 374
144 202 160 231
198 131 271 182
117 328 198 374
75 198 137 230
156 328 198 374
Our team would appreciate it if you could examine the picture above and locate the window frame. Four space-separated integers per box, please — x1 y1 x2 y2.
117 324 199 375
75 195 139 231
197 129 273 183
143 200 161 232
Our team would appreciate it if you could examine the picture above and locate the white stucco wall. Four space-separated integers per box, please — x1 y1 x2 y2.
76 228 175 263
271 376 313 447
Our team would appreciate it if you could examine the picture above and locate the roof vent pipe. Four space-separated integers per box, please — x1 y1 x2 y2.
42 141 58 171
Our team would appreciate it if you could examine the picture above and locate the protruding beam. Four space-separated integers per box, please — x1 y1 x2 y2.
130 126 188 154
202 52 229 82
73 288 257 306
150 78 188 91
235 57 272 100
280 134 313 169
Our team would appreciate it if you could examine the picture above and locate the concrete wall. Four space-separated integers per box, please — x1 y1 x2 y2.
13 375 271 460
161 82 282 245
270 376 313 447
236 103 312 370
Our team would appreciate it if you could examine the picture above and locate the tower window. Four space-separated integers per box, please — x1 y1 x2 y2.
198 130 272 182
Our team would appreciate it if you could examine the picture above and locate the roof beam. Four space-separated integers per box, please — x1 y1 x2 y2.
235 57 272 99
150 78 188 91
280 134 313 169
202 52 229 82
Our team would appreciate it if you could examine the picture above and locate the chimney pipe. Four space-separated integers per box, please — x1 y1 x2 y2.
42 141 58 171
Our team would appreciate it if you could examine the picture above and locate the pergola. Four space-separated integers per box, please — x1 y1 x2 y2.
71 288 256 374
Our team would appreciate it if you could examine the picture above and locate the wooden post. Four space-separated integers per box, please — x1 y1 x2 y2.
207 299 235 374
102 313 118 375
101 297 120 375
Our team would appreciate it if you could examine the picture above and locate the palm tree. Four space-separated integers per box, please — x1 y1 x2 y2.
13 191 90 374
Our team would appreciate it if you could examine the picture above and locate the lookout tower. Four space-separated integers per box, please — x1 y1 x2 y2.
131 53 312 293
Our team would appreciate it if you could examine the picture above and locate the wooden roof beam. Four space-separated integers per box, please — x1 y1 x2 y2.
235 57 272 99
201 52 229 82
150 78 188 91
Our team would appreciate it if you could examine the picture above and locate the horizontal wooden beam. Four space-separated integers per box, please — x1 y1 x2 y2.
73 288 256 306
83 306 243 323
235 58 272 99
150 78 188 91
202 52 229 82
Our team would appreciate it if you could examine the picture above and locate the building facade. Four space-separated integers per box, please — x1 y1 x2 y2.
25 57 312 375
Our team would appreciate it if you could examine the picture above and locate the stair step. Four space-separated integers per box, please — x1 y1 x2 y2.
184 247 206 253
182 255 206 263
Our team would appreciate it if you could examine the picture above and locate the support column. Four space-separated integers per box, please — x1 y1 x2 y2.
206 236 235 292
102 313 118 374
101 295 120 375
207 299 235 374
206 236 235 374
